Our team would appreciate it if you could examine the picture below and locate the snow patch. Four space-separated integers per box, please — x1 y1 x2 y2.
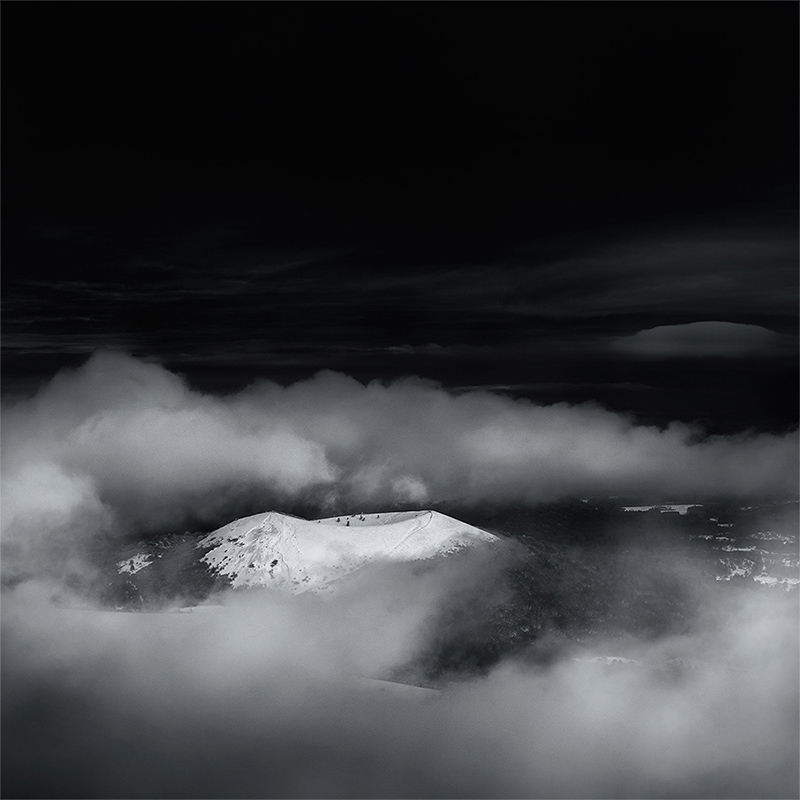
621 504 701 515
753 574 800 590
574 655 644 667
117 553 153 574
753 531 796 544
720 545 759 553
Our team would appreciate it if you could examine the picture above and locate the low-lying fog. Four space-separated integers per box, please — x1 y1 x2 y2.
2 352 798 798
4 567 797 799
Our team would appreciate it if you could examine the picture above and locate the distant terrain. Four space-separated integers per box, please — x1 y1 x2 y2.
102 499 798 682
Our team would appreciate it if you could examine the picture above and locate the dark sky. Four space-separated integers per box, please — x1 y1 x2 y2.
2 1 798 433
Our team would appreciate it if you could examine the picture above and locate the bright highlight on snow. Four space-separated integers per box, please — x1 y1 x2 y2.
622 504 701 514
197 510 499 592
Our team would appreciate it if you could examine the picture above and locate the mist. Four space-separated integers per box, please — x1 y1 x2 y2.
2 351 796 579
2 351 798 797
3 562 797 799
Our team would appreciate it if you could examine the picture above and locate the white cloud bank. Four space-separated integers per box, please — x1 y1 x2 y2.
1 351 797 798
2 350 796 576
2 570 797 799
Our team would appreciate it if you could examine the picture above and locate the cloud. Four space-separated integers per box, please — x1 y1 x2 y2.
2 564 797 798
8 226 797 369
2 350 796 583
502 232 798 320
611 320 793 358
1 351 797 796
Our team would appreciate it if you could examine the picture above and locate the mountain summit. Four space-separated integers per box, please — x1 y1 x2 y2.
197 510 499 593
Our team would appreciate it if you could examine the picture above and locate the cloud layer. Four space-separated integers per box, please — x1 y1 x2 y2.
2 569 798 799
2 351 798 798
612 321 793 358
2 350 796 581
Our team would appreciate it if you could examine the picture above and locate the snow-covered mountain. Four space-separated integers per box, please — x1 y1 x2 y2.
196 510 499 593
108 500 797 624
